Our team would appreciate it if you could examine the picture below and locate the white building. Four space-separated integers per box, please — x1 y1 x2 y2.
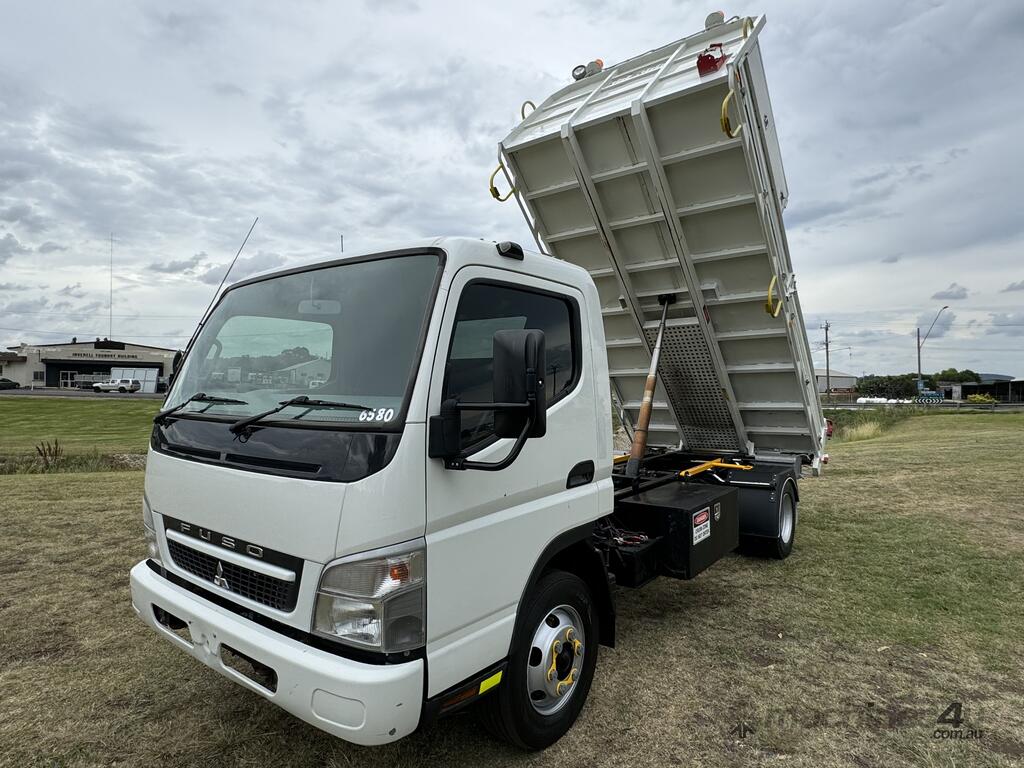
275 357 331 387
0 339 178 392
815 368 857 393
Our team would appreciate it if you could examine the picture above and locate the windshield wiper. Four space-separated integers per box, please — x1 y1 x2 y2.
154 392 249 425
228 395 372 434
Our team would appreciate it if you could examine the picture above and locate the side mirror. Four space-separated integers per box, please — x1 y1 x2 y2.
493 329 546 439
427 329 547 470
168 349 184 388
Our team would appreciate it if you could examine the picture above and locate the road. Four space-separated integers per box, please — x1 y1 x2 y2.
0 387 164 400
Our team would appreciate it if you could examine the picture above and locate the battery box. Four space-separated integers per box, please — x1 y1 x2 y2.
614 484 739 580
606 535 661 588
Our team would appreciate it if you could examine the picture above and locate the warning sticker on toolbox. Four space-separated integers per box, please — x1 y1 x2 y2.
692 507 711 544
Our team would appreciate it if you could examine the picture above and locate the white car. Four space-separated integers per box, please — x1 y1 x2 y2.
93 378 141 393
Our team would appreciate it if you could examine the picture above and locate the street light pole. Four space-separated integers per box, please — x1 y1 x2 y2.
917 305 950 391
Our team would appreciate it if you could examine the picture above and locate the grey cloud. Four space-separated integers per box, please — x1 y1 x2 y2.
0 202 48 233
1001 280 1024 292
0 232 30 263
986 312 1024 337
931 283 968 300
880 254 900 264
148 252 206 273
197 250 286 285
851 169 893 188
38 241 67 253
211 82 247 98
52 107 164 154
144 8 224 49
0 282 31 290
57 282 87 298
69 300 105 315
2 296 49 314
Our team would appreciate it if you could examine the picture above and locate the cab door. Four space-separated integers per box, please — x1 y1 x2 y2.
423 266 601 696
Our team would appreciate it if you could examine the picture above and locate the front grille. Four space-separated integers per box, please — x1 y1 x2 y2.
167 540 298 612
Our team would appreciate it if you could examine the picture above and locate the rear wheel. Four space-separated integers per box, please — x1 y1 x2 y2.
118 387 127 393
480 570 598 750
93 387 102 393
740 479 797 559
774 481 796 558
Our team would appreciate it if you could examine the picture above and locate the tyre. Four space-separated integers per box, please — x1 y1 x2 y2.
771 480 797 559
740 479 797 559
93 387 102 393
118 387 127 393
480 570 598 750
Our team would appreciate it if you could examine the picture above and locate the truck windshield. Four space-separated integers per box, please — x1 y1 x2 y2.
164 252 441 427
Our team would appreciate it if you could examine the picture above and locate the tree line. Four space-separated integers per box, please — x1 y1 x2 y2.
855 368 981 398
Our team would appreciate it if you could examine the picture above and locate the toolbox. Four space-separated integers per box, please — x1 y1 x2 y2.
614 484 739 579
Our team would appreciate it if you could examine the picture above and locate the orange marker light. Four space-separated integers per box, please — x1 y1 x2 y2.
390 562 409 583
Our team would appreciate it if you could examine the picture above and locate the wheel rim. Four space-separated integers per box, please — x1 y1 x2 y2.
525 604 585 715
780 491 795 544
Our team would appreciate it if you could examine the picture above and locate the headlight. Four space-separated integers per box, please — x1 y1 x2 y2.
142 494 154 529
313 541 425 654
144 527 162 563
142 495 161 564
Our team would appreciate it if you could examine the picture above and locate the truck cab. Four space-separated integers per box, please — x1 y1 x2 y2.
130 237 616 748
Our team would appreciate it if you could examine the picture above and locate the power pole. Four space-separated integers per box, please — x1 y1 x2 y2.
340 233 344 253
916 327 922 392
109 233 114 339
821 320 831 403
918 306 949 394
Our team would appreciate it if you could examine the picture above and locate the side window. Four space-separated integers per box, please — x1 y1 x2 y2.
443 282 578 451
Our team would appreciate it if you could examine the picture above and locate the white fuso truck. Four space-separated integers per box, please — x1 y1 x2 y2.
130 15 825 750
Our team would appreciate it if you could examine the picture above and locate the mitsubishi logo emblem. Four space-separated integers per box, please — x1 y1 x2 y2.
213 561 230 590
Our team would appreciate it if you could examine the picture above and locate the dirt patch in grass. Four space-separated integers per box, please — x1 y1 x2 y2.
1 414 1023 767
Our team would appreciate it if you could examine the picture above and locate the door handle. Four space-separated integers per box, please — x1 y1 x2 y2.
566 460 595 489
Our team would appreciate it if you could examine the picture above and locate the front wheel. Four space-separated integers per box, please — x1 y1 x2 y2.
480 570 598 750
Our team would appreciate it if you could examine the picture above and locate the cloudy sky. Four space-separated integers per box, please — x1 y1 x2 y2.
1 0 1021 376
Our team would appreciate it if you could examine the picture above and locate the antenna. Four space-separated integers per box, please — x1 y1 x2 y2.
179 216 259 360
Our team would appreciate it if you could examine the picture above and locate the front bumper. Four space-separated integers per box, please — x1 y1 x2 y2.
129 561 423 745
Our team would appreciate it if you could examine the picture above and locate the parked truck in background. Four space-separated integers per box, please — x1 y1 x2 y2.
130 14 824 750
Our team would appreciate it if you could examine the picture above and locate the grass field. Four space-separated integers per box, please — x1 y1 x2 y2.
1 413 1022 767
0 397 160 457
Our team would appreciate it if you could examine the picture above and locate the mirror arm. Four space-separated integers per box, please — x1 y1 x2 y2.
446 410 534 472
